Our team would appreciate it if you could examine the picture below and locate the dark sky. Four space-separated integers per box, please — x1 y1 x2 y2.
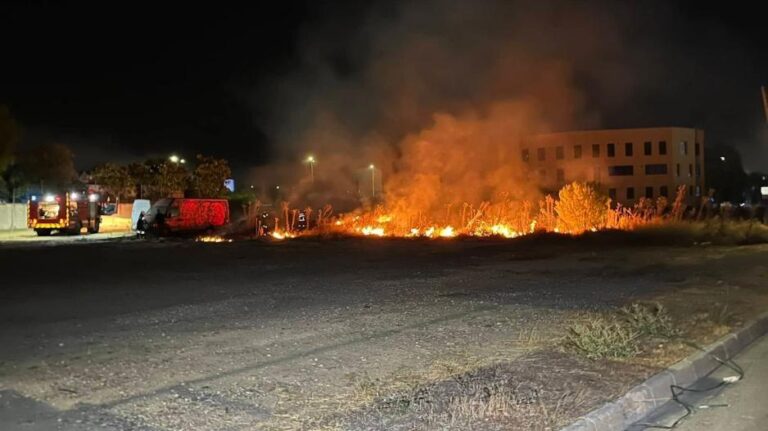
1 1 766 175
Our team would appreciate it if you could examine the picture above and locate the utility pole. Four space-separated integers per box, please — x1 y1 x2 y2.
762 86 768 123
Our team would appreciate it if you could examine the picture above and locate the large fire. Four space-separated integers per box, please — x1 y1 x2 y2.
264 182 684 240
252 105 686 241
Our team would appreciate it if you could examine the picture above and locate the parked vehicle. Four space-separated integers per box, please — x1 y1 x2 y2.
146 198 229 235
27 192 102 236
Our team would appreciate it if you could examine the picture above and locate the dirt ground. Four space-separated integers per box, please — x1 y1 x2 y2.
1 233 767 430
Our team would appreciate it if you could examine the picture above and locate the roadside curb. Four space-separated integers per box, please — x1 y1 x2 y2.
560 309 768 431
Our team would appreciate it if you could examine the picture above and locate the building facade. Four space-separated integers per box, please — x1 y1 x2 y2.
521 127 705 206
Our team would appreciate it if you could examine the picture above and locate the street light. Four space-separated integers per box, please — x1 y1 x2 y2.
720 156 726 162
369 164 375 197
180 158 186 164
306 156 315 182
169 155 180 163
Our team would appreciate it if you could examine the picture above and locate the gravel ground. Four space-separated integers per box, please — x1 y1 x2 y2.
1 235 766 430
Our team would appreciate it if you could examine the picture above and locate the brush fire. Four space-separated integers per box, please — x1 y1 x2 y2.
259 182 685 240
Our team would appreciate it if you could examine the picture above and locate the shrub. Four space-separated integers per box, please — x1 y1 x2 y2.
565 317 639 359
621 302 679 338
555 182 610 234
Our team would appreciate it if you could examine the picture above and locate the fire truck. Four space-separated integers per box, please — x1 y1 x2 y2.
27 192 102 236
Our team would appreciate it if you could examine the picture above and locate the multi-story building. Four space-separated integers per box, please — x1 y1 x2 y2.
521 127 705 206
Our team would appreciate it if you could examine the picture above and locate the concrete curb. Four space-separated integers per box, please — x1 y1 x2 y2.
560 309 768 431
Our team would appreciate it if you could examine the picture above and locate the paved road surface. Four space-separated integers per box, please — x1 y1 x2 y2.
670 334 768 431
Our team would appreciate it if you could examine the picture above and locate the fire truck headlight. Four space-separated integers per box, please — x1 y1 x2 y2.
31 195 37 201
70 192 80 200
44 194 55 203
88 193 99 202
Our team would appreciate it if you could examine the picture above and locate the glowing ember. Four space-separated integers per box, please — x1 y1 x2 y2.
271 231 296 240
196 235 232 243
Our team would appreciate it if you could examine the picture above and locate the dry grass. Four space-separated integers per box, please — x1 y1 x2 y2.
620 302 679 338
565 316 640 360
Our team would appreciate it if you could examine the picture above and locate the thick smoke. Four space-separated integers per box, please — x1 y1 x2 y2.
246 0 722 215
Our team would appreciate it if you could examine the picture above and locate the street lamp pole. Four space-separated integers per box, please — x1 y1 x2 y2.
306 156 315 183
369 164 375 198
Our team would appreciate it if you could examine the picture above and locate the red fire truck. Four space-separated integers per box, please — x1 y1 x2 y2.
28 192 102 236
146 198 229 235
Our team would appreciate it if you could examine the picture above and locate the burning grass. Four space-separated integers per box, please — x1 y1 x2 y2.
265 182 708 241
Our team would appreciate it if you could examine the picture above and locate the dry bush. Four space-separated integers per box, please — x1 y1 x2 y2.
565 316 640 359
555 182 610 234
620 302 679 338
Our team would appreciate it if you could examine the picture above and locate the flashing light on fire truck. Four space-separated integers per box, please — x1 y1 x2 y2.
70 192 80 200
31 195 37 201
44 194 55 203
88 193 99 202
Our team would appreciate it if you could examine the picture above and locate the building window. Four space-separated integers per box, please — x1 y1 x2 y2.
537 147 545 161
592 144 600 157
556 146 564 160
644 141 652 156
695 142 700 156
626 187 635 199
522 149 529 162
645 186 653 198
645 164 668 175
659 141 667 155
538 168 546 178
688 164 693 177
676 163 680 177
689 185 694 196
574 145 582 159
679 141 688 155
696 163 701 178
695 185 701 197
660 186 668 197
608 165 634 176
556 168 565 183
607 143 615 157
608 188 617 201
625 142 633 156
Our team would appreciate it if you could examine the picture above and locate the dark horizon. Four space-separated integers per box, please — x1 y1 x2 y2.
1 1 767 176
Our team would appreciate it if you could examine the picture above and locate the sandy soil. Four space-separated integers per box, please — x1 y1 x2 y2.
1 234 767 430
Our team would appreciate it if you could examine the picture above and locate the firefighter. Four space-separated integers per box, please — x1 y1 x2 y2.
136 211 147 238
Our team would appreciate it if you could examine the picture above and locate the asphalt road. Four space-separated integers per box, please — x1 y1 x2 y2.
1 236 767 430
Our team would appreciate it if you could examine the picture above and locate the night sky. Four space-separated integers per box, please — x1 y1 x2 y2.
1 1 766 176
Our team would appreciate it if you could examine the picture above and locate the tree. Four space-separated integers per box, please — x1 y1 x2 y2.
91 163 136 202
555 182 610 234
18 143 77 191
1 162 26 202
192 154 231 198
0 105 21 171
